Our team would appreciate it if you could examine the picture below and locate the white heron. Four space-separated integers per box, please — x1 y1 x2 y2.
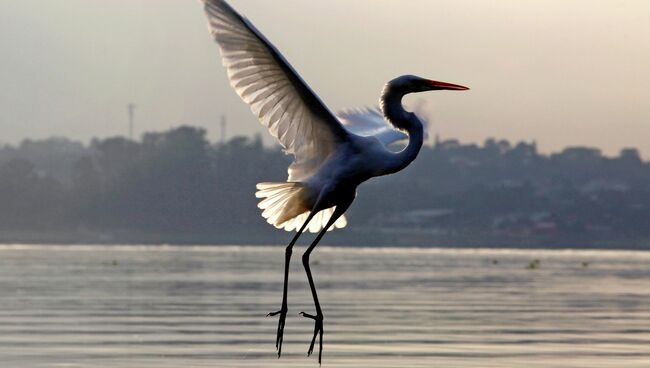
202 0 469 363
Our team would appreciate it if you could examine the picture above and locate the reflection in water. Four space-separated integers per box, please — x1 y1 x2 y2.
1 245 650 367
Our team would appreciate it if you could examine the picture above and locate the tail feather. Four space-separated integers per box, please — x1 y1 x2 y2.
255 182 348 233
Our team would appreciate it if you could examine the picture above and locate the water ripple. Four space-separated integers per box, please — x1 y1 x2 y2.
1 245 649 367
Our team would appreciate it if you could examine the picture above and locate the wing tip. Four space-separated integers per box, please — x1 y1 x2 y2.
203 0 242 25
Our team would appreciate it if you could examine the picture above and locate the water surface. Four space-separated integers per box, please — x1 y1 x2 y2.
1 245 650 367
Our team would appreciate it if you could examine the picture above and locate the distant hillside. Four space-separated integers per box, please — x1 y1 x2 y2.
1 126 649 248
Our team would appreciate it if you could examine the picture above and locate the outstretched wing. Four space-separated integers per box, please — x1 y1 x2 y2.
203 0 349 181
338 107 407 146
338 106 430 147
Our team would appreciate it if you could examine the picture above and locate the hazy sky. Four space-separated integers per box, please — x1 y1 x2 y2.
1 0 649 156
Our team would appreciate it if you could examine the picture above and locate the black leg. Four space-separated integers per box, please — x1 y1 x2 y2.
300 202 351 364
267 211 315 358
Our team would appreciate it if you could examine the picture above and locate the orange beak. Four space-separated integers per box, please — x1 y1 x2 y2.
426 79 470 91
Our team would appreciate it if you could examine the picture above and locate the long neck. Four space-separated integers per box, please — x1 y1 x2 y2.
379 85 424 175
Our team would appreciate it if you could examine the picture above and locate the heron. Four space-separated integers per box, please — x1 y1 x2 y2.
201 0 469 363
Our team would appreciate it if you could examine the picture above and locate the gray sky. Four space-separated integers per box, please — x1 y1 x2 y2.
1 0 649 156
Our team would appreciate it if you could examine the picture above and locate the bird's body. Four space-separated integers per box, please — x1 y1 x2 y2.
301 140 380 214
300 113 420 208
201 0 468 363
304 136 402 203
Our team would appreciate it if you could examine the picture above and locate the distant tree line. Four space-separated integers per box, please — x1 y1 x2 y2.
1 126 649 246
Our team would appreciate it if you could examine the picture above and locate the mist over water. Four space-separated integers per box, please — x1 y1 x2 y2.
1 245 650 367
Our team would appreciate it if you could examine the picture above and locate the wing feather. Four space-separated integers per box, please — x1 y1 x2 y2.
338 107 407 147
338 107 430 147
203 0 349 181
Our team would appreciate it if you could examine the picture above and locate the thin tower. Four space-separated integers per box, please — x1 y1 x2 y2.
220 115 227 143
128 103 136 140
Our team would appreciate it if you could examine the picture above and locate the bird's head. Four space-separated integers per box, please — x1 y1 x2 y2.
380 74 469 134
389 75 469 94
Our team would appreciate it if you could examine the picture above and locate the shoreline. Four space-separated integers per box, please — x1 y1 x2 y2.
1 228 649 250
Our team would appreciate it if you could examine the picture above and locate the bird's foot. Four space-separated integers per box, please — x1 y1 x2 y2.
299 311 324 364
267 306 288 357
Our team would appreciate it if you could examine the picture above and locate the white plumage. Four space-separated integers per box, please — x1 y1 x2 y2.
205 0 357 232
339 106 431 146
338 107 408 146
255 182 346 233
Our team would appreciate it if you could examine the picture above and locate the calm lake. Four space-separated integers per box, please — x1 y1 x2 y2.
1 244 650 367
